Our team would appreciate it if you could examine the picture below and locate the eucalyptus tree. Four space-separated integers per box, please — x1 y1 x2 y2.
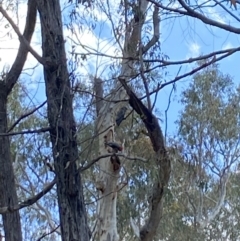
82 1 171 240
35 1 90 240
1 0 240 240
165 64 240 239
0 1 36 240
0 0 90 240
7 83 58 240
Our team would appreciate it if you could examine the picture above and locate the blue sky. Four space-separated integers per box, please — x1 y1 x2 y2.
158 5 240 135
0 1 239 238
0 0 240 136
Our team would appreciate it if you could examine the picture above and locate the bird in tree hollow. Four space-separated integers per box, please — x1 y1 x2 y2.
110 154 121 171
106 142 123 153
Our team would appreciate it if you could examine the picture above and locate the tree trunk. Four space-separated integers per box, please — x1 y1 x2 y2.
94 112 120 241
93 56 135 241
0 0 37 239
0 85 22 241
36 1 90 240
94 1 171 240
93 1 151 240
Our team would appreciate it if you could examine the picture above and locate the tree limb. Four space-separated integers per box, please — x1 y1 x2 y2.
0 127 51 136
0 178 56 214
36 225 60 241
0 0 44 92
79 153 147 172
143 48 239 96
74 44 237 66
148 0 240 34
7 101 47 132
142 6 160 54
2 0 38 94
199 172 229 228
118 77 171 241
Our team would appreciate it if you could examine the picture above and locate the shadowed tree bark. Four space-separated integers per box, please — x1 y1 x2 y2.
0 89 23 241
0 0 37 240
119 77 171 241
36 1 90 240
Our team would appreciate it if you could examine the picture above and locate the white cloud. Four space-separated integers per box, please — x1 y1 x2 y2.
186 42 201 58
222 42 233 50
0 2 41 70
207 7 226 24
64 23 120 77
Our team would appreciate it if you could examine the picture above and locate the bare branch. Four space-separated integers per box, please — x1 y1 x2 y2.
0 2 44 81
79 153 147 172
0 127 51 137
142 6 160 54
164 83 176 139
142 48 239 97
0 178 56 214
148 0 240 34
139 39 151 109
74 44 238 66
213 0 240 22
158 52 232 89
7 101 47 132
36 225 60 241
1 0 38 94
85 180 128 206
199 172 229 228
151 83 160 111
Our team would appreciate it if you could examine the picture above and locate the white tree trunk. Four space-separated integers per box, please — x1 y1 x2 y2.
92 2 161 241
198 172 229 229
93 66 132 241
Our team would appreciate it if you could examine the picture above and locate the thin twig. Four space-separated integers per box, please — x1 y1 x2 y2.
79 153 147 172
36 225 60 241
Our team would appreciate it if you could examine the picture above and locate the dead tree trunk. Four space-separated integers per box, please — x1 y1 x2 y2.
36 1 89 240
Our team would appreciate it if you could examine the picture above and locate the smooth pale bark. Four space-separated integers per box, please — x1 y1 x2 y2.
93 39 140 241
94 1 171 241
93 43 136 241
94 112 121 241
36 1 89 240
93 2 151 241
